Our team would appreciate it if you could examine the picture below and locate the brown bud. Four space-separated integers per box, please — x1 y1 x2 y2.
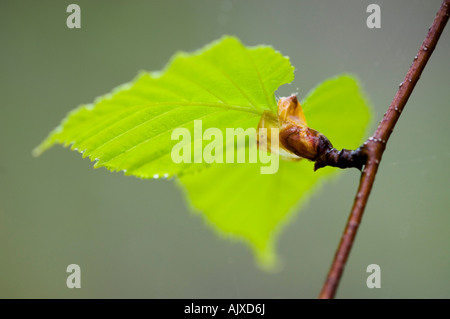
257 94 334 162
279 123 333 161
277 95 307 127
278 95 333 161
257 111 301 161
257 95 364 170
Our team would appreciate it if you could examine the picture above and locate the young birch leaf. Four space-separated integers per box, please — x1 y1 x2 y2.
34 36 371 268
33 36 294 178
179 75 371 267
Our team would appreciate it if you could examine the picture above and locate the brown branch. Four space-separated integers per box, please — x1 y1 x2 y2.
318 0 450 299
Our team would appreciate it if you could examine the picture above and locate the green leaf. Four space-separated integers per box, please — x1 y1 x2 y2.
34 36 371 268
179 74 371 267
33 36 294 178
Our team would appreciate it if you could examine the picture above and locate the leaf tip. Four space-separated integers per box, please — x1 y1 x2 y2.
254 244 284 273
32 139 53 158
31 146 43 158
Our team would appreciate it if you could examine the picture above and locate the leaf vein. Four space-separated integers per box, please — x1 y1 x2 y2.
128 114 259 173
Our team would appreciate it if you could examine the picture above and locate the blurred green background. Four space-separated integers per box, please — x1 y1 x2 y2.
0 0 449 298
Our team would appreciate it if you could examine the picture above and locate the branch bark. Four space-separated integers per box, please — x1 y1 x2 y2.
318 0 450 299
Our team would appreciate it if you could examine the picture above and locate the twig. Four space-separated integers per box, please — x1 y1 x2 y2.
318 0 450 299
